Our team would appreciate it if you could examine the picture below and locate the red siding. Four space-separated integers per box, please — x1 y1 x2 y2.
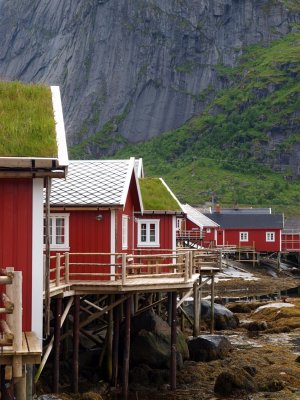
220 228 281 252
134 214 174 251
282 233 300 251
0 179 32 331
51 209 111 280
185 219 216 247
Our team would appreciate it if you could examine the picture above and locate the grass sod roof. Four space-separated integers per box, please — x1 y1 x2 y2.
0 81 57 158
139 177 182 211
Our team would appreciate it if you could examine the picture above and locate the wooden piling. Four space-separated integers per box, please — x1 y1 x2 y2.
122 296 132 400
72 295 80 393
193 281 199 337
53 297 62 393
170 291 177 391
210 275 215 334
112 297 121 387
107 296 113 382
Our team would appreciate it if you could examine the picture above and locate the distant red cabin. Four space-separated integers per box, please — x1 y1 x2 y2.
205 210 283 252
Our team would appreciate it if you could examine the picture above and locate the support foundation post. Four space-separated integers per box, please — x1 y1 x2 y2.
122 296 132 400
72 295 80 393
170 291 177 391
53 297 62 393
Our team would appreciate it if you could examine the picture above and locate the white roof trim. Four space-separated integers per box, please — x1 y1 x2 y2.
120 157 144 213
159 178 183 211
51 86 69 168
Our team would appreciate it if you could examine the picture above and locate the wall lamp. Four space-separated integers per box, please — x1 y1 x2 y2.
96 214 103 221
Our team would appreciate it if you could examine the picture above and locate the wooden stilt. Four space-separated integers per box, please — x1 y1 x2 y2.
210 275 215 334
14 367 26 400
53 297 62 393
26 365 33 400
167 292 172 326
170 291 177 391
193 281 199 337
122 296 132 400
107 296 113 382
72 295 80 393
112 297 121 387
199 275 202 332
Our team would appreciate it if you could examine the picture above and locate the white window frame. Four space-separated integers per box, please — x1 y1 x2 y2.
137 219 160 247
266 231 275 242
44 213 70 250
240 231 248 242
122 215 129 249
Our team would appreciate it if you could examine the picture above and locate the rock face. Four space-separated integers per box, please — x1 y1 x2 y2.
187 334 233 361
0 1 299 156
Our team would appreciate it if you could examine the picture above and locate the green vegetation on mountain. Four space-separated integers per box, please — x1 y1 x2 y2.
110 28 300 215
0 81 57 157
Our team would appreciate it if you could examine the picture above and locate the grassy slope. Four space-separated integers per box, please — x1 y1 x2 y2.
0 81 57 157
70 27 300 216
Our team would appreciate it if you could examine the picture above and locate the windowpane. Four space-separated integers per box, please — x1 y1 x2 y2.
149 223 156 242
141 223 147 242
56 218 65 244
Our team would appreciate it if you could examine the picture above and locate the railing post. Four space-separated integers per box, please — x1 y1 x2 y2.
55 253 61 287
184 252 189 282
64 252 70 284
122 253 127 285
189 251 193 279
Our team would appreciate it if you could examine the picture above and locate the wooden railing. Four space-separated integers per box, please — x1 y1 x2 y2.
47 249 222 290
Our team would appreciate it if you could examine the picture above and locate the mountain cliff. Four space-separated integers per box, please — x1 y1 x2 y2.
0 0 299 158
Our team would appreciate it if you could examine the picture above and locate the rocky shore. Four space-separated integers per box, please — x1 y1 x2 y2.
36 261 300 400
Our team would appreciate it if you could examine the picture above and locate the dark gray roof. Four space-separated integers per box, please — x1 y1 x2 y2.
216 208 271 215
283 217 300 233
205 213 283 229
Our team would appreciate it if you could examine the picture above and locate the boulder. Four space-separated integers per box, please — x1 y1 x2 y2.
247 320 268 331
187 334 233 362
214 367 257 395
184 299 239 330
129 309 189 369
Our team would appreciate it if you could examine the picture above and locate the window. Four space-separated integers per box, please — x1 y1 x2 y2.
44 214 69 249
176 218 183 231
122 215 129 249
266 232 275 242
206 228 211 233
137 219 160 246
240 232 248 242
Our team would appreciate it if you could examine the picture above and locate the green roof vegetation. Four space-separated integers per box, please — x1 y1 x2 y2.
110 27 300 216
140 178 181 211
0 81 57 157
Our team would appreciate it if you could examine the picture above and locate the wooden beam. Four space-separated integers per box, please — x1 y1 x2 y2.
122 296 132 400
53 297 62 393
34 297 73 384
72 295 80 394
170 291 177 391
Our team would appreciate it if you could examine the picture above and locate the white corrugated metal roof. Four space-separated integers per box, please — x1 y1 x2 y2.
50 158 138 207
181 204 219 228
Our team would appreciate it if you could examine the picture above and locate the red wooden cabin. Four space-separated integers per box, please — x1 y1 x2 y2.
135 177 184 252
180 204 219 248
0 83 68 340
282 217 300 252
205 208 283 252
49 158 143 279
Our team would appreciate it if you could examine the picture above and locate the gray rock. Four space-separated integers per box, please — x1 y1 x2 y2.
129 309 189 369
214 367 257 395
187 334 233 361
184 299 239 330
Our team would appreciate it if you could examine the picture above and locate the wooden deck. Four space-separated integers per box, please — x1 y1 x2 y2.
0 332 41 365
47 250 222 298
